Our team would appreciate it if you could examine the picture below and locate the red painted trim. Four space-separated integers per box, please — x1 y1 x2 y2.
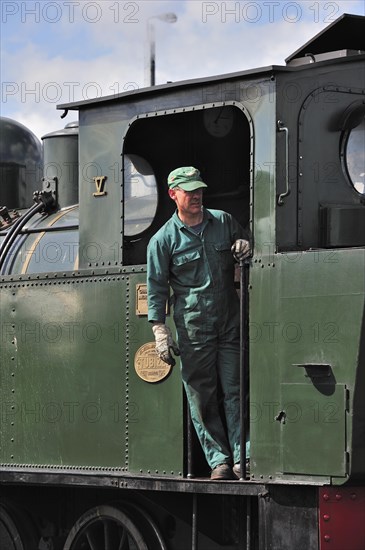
319 487 365 550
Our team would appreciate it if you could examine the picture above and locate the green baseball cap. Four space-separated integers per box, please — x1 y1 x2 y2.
167 166 208 191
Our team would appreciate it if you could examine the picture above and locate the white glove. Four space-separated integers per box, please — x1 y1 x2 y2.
152 323 180 366
231 239 251 261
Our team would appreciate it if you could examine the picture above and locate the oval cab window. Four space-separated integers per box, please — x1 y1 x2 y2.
343 116 365 195
124 154 158 236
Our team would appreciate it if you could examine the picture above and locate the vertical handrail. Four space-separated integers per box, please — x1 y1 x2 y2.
277 120 290 206
186 402 194 478
192 493 198 550
239 259 250 479
246 496 252 549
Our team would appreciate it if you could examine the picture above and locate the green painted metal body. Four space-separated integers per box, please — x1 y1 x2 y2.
0 274 183 474
250 249 364 483
249 60 365 484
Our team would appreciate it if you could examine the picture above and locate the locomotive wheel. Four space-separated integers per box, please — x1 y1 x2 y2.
0 503 38 550
63 505 148 550
121 502 168 550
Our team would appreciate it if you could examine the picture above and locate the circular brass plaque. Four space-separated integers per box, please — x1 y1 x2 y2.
134 342 172 383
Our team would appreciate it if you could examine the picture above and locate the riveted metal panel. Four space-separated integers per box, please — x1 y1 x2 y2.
298 88 365 249
126 272 184 476
319 486 365 550
78 112 127 269
281 383 347 476
0 276 127 469
275 58 365 251
249 248 364 482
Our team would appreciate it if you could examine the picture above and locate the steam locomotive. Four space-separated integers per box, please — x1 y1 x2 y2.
1 13 364 550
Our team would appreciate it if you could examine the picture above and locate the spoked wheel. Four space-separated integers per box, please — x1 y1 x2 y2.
122 503 168 550
63 505 148 550
0 503 38 550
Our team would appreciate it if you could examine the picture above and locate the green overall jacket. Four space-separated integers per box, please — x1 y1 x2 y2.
147 207 245 323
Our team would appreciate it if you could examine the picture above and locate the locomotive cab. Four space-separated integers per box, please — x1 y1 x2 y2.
122 104 251 266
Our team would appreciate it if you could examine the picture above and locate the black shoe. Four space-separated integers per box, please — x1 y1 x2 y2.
211 464 234 480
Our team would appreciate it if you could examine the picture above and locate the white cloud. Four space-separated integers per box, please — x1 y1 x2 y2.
1 0 364 139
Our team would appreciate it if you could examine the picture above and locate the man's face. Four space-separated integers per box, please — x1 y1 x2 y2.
169 187 203 217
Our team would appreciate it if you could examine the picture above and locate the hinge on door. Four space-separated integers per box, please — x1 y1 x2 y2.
345 387 350 412
345 451 350 475
345 387 350 475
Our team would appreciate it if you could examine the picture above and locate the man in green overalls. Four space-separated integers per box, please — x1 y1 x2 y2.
147 167 250 480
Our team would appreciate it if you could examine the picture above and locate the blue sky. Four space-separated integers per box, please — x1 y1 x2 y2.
1 0 364 140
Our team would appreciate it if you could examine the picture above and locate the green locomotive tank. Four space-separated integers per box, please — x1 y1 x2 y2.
0 14 364 550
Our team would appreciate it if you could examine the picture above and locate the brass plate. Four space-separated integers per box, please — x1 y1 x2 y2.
134 342 172 383
136 283 148 315
136 283 169 316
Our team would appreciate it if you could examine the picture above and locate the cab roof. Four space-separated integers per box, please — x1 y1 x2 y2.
57 13 365 112
285 13 365 63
